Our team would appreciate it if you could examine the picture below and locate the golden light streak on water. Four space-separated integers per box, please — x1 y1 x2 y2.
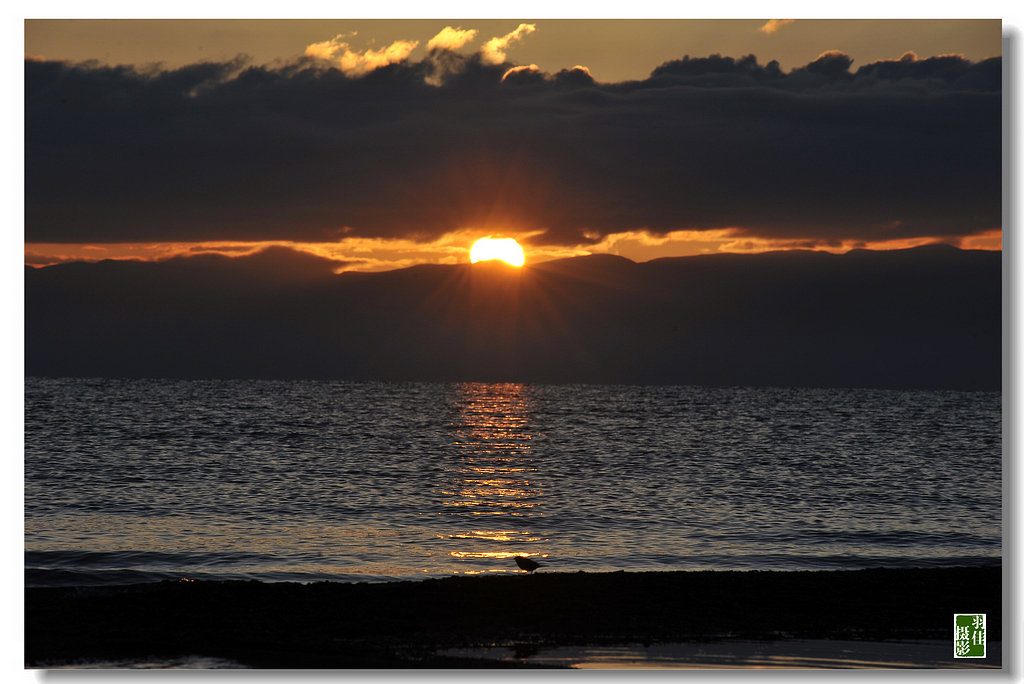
442 382 546 568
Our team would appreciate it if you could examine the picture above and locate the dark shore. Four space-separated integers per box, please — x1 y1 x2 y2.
25 566 1001 669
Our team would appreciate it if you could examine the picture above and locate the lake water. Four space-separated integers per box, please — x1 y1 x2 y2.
24 378 1001 586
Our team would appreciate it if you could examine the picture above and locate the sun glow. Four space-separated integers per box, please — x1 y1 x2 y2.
470 238 525 267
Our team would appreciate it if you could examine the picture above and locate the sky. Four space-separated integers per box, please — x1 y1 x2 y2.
22 17 1005 272
24 19 1001 86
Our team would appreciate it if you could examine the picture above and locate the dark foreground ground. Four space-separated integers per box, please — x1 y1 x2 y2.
25 566 1001 669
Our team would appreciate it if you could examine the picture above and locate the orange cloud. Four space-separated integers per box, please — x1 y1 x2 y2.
27 227 1001 274
480 23 536 65
501 64 541 82
759 19 795 34
304 32 354 60
25 230 557 273
958 229 1002 251
305 34 418 75
427 26 478 51
579 228 1003 262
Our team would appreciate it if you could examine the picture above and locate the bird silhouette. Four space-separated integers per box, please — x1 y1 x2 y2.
514 555 542 572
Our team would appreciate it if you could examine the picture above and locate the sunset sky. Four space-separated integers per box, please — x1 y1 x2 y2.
23 17 1005 272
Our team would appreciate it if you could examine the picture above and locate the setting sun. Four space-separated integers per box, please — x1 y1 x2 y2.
470 238 525 267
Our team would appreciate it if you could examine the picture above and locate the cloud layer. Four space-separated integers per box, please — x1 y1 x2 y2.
25 46 1001 249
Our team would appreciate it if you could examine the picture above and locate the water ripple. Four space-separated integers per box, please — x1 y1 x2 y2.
25 379 1001 586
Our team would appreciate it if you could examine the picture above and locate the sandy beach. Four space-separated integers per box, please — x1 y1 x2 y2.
25 566 1001 669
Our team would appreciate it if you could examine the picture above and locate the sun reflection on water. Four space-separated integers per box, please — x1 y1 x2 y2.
443 383 547 571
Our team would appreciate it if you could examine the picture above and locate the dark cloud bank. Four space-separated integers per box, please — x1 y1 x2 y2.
25 49 1001 247
25 245 1000 390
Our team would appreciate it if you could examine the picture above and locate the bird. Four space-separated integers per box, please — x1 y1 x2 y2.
514 555 542 573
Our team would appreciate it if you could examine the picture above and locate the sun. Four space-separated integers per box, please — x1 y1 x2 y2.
470 237 525 267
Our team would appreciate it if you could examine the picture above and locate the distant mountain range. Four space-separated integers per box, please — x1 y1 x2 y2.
25 244 1001 390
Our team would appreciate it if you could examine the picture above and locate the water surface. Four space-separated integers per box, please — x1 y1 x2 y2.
25 379 1001 586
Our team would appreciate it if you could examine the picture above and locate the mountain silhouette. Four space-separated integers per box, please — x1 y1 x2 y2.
25 244 1000 390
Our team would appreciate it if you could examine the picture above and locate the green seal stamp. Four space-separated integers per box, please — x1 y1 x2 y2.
954 614 986 658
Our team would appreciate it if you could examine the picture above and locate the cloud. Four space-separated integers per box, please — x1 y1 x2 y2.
304 33 352 60
480 23 536 65
854 51 999 89
554 65 595 87
803 49 855 78
759 19 794 34
24 251 87 266
427 26 478 52
501 63 595 88
501 64 543 83
25 51 1001 251
651 53 784 82
304 34 419 75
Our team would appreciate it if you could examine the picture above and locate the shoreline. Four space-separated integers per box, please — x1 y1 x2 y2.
25 566 1002 669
